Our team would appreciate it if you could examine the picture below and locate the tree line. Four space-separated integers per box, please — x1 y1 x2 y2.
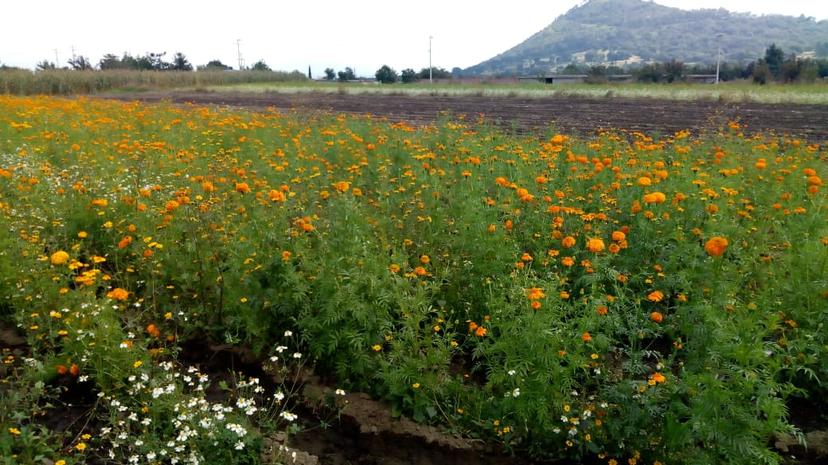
23 52 277 72
318 66 451 83
559 44 828 84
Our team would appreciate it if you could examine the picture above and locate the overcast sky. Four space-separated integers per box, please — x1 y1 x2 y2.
2 1 826 75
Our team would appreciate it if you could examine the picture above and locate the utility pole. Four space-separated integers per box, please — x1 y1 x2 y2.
715 33 722 85
236 39 244 70
429 35 433 84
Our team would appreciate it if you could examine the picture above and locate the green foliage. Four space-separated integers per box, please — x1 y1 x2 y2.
464 0 828 76
251 60 271 71
324 67 335 80
171 52 193 71
337 67 356 81
375 65 398 84
0 96 825 465
67 55 93 71
400 68 419 83
0 69 307 95
200 59 233 71
418 67 451 79
765 44 785 79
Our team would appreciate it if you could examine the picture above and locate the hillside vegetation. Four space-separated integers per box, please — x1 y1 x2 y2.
466 0 828 75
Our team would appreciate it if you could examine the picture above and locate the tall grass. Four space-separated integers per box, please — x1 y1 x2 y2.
0 69 307 95
211 80 828 105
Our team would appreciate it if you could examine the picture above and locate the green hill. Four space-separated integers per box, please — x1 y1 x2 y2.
464 0 828 75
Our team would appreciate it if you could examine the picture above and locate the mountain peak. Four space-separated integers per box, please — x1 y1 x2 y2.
464 0 828 75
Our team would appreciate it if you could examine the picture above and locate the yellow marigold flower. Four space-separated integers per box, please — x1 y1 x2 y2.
50 250 69 266
75 442 87 452
371 344 382 352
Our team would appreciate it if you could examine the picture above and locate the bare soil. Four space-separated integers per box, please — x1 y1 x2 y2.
98 90 828 142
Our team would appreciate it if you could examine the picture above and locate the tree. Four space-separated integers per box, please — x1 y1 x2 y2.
99 54 123 70
171 53 193 71
68 55 93 70
418 67 450 79
634 63 662 83
199 60 232 71
337 67 356 81
323 68 335 80
36 60 57 71
401 68 419 83
780 56 803 83
752 60 770 85
663 59 685 83
764 44 784 80
251 60 271 71
375 65 398 84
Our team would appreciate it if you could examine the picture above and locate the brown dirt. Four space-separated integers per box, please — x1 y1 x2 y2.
98 90 828 142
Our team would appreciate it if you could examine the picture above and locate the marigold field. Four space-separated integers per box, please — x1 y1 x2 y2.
0 95 826 465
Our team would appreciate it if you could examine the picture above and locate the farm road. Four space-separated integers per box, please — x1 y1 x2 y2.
101 91 828 142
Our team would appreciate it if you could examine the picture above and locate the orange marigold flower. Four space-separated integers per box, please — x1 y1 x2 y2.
268 189 286 202
526 287 546 300
647 290 664 303
643 192 666 204
413 266 428 276
596 305 608 316
117 235 133 249
475 326 488 337
106 287 129 301
704 236 728 257
91 198 108 207
333 181 351 193
650 311 663 323
649 372 667 385
235 182 251 194
586 238 605 253
146 323 160 338
612 230 626 242
164 200 180 212
531 301 542 310
56 364 68 375
561 236 576 248
581 332 592 343
561 256 575 267
69 363 79 377
420 255 430 264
